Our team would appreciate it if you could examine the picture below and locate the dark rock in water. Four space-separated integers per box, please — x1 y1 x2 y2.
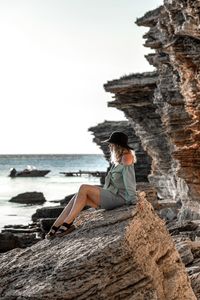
0 232 20 253
9 192 46 204
32 206 65 221
60 193 75 205
0 232 40 253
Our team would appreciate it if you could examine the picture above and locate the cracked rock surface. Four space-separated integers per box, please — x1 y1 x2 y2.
0 193 196 300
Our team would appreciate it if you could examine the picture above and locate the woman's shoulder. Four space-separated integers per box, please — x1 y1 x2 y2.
121 151 134 166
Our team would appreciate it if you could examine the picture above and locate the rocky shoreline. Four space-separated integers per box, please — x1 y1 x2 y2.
107 1 200 220
1 182 200 297
1 0 200 298
0 193 74 252
0 189 199 299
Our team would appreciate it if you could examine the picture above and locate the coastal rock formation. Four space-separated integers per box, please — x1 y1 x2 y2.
103 72 178 202
102 1 200 220
136 2 200 219
0 193 196 300
89 120 152 183
9 192 46 205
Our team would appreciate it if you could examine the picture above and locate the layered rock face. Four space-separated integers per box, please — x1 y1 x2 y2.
136 1 200 219
104 72 178 201
89 120 151 182
0 194 196 300
103 1 200 220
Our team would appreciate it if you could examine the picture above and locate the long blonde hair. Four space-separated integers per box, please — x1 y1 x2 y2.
110 144 137 164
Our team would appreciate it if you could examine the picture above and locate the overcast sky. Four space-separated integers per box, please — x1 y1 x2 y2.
0 0 162 154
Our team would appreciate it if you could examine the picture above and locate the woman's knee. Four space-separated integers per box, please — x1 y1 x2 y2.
78 184 89 193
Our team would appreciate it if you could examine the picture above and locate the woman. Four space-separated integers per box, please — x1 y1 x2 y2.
46 131 137 239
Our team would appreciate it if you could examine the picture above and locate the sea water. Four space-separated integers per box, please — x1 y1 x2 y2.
0 154 109 230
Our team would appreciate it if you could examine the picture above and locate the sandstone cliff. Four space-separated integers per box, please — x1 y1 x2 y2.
136 0 200 220
103 0 200 221
103 72 176 202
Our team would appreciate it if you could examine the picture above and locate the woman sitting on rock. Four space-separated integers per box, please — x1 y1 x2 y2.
46 131 137 239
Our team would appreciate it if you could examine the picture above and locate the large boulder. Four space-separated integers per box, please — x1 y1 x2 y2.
9 192 46 204
0 193 196 299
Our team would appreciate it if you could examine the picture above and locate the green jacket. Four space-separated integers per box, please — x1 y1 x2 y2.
103 163 137 204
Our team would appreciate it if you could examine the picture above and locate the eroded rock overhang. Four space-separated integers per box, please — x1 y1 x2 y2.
103 72 181 203
136 1 200 219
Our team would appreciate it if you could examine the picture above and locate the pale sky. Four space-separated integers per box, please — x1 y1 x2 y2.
0 0 162 154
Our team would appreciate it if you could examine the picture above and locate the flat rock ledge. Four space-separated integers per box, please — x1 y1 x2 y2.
0 193 196 300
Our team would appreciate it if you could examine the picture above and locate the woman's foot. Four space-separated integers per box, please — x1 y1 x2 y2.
46 225 60 240
55 222 75 237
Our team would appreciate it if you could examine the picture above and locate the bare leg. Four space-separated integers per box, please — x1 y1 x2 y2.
62 184 100 224
52 194 76 228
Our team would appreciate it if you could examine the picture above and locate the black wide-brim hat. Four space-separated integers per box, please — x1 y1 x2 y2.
102 131 134 150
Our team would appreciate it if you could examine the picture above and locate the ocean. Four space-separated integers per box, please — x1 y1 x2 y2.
0 154 109 230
